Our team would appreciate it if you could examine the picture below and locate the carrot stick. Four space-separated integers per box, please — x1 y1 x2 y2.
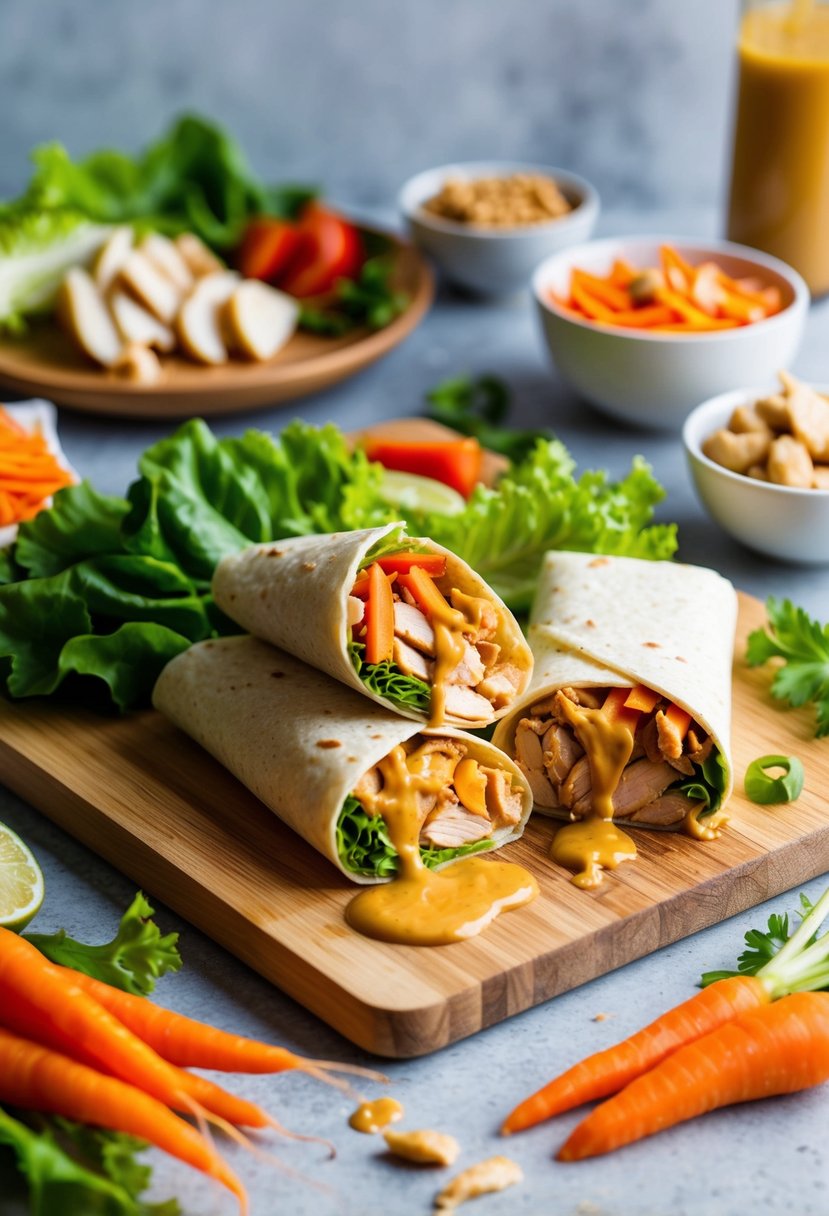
375 553 447 577
501 975 768 1134
363 561 394 664
660 245 695 292
596 306 675 329
600 687 641 733
0 1025 247 1211
663 702 692 740
557 992 829 1161
570 281 619 322
351 569 396 600
624 685 662 714
571 270 632 312
609 258 636 287
0 926 271 1129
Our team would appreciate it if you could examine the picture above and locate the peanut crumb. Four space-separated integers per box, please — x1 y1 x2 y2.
384 1128 459 1167
434 1156 522 1211
592 1012 614 1023
424 173 571 229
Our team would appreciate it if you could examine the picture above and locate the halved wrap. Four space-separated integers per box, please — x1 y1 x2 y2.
211 523 532 728
153 635 532 884
492 552 737 834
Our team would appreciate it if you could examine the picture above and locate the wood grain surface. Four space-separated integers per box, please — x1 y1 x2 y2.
1 592 826 1057
0 231 433 419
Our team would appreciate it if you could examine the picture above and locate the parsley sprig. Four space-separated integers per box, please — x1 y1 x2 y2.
746 597 829 738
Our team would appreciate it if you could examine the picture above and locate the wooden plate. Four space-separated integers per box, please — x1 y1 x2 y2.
0 231 433 419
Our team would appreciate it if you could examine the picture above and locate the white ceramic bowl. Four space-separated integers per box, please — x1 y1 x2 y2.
532 236 810 430
399 161 599 295
683 385 829 564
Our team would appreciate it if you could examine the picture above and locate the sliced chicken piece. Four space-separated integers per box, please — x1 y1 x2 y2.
475 671 518 709
347 595 364 628
175 232 224 278
612 760 677 818
57 268 124 367
686 729 713 766
449 589 498 639
119 249 182 323
476 640 501 668
138 233 195 293
421 797 494 848
482 766 523 827
109 289 176 352
516 760 559 808
629 789 694 827
561 755 593 811
223 280 299 361
655 709 684 760
443 684 493 721
109 342 162 385
176 271 239 365
641 715 663 764
666 752 695 776
410 737 466 763
353 765 381 805
514 723 545 771
393 601 435 655
541 722 584 784
91 227 134 292
562 685 603 710
409 739 464 788
393 637 434 682
448 641 486 687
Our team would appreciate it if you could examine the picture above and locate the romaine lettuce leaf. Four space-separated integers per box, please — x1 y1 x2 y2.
0 208 111 329
336 795 495 878
677 749 730 815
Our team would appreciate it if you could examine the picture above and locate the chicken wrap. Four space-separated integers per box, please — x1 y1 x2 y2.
211 523 532 729
153 635 532 884
492 552 737 836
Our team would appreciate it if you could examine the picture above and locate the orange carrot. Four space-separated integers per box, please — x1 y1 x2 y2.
609 258 636 287
623 685 662 714
571 270 632 312
376 553 447 577
501 975 769 1134
557 992 829 1160
600 687 641 733
596 305 675 329
0 409 72 525
660 244 695 292
663 701 692 741
351 568 396 600
0 926 272 1129
570 281 619 322
0 1025 247 1211
363 561 394 664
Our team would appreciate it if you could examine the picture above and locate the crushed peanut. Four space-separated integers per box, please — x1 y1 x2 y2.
434 1155 523 1210
702 372 829 490
384 1128 460 1167
423 173 571 229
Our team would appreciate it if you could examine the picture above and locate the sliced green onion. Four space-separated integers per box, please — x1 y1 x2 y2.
744 754 805 805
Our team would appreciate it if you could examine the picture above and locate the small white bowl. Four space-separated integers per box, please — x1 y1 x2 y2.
399 161 599 295
532 236 810 430
683 385 829 564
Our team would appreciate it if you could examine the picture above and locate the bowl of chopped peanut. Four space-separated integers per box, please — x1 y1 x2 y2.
683 373 829 563
399 162 599 294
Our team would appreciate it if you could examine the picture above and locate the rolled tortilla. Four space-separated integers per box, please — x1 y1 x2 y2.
492 552 737 828
211 523 532 728
153 635 532 885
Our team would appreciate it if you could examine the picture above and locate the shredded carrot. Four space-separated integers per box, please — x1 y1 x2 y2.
363 561 395 665
557 992 829 1161
623 685 662 714
0 1025 247 1211
396 565 455 622
502 975 769 1134
557 245 780 333
600 687 641 732
663 702 692 740
0 407 72 526
376 553 447 577
351 568 396 600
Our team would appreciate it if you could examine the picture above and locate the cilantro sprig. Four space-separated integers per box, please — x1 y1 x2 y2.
746 597 829 738
25 892 181 996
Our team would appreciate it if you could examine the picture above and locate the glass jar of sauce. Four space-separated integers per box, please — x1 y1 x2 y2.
727 0 829 295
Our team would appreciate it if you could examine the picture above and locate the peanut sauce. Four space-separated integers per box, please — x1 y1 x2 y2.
349 1096 404 1134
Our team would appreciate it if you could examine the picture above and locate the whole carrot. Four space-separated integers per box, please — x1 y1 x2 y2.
502 975 769 1134
558 992 829 1161
0 926 270 1129
60 967 380 1085
0 1025 247 1212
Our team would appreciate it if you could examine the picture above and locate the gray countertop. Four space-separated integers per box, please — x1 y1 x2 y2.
1 209 828 1216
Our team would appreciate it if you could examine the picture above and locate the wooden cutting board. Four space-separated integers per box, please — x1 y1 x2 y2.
1 593 827 1057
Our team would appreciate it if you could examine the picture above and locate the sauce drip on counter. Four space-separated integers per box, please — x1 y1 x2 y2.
345 743 537 945
349 1096 404 1134
549 696 637 889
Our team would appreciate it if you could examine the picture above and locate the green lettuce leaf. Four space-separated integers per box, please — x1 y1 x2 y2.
14 483 130 578
26 892 181 996
336 795 495 878
0 208 111 329
413 441 677 612
0 1106 179 1216
677 749 730 815
348 640 431 715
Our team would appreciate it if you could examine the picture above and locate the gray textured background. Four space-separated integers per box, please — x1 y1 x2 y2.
1 0 739 210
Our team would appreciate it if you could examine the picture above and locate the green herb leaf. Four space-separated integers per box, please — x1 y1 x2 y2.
336 795 495 878
744 754 805 804
348 640 431 715
746 597 829 738
425 373 555 461
26 892 181 995
299 255 409 335
677 750 730 815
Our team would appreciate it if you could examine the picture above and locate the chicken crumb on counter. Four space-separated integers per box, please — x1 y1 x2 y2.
384 1128 460 1167
434 1156 523 1210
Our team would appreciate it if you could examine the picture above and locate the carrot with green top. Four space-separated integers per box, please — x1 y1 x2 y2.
0 926 272 1129
0 1025 248 1212
503 884 829 1136
558 992 829 1160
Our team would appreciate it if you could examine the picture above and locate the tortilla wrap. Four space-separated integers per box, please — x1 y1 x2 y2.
211 523 532 728
492 551 737 820
153 635 532 885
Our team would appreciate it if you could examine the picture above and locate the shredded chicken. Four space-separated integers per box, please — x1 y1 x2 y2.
444 684 493 721
421 794 494 848
482 766 523 826
448 641 486 687
393 637 434 681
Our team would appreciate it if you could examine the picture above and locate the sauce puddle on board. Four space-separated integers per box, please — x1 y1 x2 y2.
549 695 638 889
345 743 537 946
349 1097 404 1134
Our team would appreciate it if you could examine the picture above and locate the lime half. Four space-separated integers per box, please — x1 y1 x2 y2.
0 821 44 931
378 469 466 516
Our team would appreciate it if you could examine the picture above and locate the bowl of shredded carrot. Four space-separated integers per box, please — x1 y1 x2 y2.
0 400 76 547
532 236 809 429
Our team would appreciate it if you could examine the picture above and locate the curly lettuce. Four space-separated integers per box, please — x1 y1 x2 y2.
348 640 431 715
336 795 496 878
677 749 730 816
